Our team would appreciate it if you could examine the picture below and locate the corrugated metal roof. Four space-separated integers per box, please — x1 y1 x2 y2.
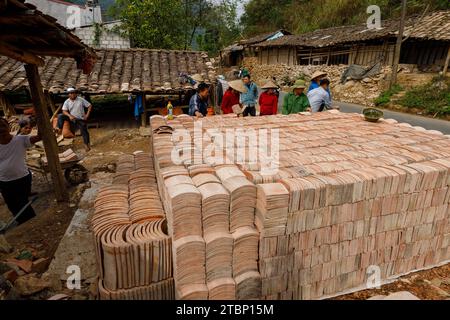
239 29 292 45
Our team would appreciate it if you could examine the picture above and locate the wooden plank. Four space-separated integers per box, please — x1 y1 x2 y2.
287 48 291 66
24 64 68 202
45 92 56 114
141 93 147 127
0 41 44 66
443 45 450 77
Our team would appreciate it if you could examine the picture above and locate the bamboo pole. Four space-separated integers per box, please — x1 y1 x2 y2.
390 0 407 88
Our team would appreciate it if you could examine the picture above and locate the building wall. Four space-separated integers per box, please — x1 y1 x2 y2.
26 0 102 28
259 48 296 65
258 40 446 68
74 22 130 49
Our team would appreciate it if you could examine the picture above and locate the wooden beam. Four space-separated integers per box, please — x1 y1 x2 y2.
24 64 68 202
141 93 147 127
0 41 44 66
443 45 450 77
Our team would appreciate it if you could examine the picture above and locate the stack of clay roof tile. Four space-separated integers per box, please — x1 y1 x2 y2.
149 111 450 300
0 48 215 94
151 116 263 300
92 152 174 300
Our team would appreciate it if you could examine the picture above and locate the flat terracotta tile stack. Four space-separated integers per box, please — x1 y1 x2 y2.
92 152 174 300
151 112 450 300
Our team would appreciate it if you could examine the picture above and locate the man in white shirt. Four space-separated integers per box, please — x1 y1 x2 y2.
55 87 93 151
307 79 332 113
0 117 41 225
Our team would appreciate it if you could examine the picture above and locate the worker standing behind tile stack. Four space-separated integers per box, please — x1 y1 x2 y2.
240 72 259 117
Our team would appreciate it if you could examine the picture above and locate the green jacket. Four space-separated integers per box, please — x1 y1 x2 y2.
282 92 310 115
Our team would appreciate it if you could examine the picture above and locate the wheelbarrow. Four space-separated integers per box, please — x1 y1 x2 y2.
29 156 89 186
43 158 89 186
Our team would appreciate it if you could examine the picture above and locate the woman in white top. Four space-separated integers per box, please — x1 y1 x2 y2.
0 118 41 225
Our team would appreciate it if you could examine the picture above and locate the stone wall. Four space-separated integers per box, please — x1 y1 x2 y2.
74 22 130 49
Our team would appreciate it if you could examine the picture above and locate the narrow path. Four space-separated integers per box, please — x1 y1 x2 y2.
336 101 450 134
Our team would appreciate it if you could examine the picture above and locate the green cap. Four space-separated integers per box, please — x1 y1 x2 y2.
292 79 306 90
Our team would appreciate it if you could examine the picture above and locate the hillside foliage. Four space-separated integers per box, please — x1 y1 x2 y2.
240 0 450 37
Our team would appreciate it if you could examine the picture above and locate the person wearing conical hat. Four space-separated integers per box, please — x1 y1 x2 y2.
307 78 332 113
191 74 204 89
221 80 247 114
282 79 311 115
259 80 279 116
308 70 331 97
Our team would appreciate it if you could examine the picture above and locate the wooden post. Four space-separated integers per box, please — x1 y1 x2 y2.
141 93 147 127
326 48 332 66
390 0 407 88
24 64 68 202
443 45 450 77
0 92 15 117
44 92 56 114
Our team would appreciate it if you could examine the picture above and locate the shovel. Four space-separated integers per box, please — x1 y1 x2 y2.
0 195 38 234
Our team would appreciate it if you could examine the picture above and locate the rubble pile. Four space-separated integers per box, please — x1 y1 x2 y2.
243 57 393 107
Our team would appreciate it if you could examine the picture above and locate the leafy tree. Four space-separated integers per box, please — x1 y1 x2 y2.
196 0 242 55
110 0 241 53
110 0 185 49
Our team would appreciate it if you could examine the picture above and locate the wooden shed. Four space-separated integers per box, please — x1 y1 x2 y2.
220 30 291 67
254 11 450 72
0 0 97 201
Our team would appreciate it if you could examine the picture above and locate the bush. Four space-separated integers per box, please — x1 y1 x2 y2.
399 77 450 117
374 84 403 106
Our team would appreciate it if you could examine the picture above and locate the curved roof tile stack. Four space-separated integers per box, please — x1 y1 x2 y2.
92 152 174 300
151 115 262 300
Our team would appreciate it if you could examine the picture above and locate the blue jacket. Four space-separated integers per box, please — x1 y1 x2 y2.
240 82 258 106
309 82 331 97
189 93 208 116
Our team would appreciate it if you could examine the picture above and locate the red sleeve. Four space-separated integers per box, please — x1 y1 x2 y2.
221 91 230 112
259 93 264 106
272 95 278 114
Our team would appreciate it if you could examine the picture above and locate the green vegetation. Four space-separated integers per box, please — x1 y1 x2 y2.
398 77 450 117
241 0 449 37
109 0 240 55
374 84 403 106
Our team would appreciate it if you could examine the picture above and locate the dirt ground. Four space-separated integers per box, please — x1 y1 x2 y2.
334 264 450 300
0 116 151 299
1 114 449 300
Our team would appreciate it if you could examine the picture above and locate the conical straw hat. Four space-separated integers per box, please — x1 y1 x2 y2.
261 80 278 89
191 74 204 82
228 80 248 93
311 71 327 80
